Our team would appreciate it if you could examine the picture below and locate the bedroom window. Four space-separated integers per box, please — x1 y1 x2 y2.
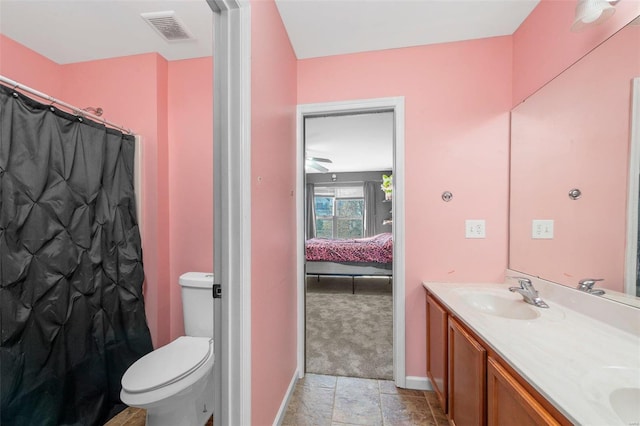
314 186 364 239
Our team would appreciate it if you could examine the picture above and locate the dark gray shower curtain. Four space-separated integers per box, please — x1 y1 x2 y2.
0 84 153 425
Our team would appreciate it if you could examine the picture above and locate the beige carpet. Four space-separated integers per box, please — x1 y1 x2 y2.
305 277 393 380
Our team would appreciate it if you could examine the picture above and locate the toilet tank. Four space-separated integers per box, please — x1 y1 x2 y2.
179 272 214 338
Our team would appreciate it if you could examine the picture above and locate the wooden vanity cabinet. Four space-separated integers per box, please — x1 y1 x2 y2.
426 294 448 412
424 288 570 426
449 317 486 426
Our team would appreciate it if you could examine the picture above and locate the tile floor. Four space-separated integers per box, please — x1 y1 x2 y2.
105 374 448 426
282 374 449 426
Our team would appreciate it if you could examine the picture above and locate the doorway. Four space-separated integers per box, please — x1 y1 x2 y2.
305 111 394 379
296 97 406 387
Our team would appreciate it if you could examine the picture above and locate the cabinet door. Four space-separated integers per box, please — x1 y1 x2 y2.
487 357 560 426
448 317 486 426
426 293 448 413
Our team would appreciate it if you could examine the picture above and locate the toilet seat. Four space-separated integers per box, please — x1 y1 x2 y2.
122 336 213 394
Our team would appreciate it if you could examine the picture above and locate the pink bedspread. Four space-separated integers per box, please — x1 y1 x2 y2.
305 233 393 264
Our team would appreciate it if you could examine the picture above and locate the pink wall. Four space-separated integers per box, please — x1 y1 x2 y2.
250 0 298 424
298 37 512 377
510 25 640 291
0 35 63 96
167 58 214 337
156 56 172 347
1 36 214 348
512 0 640 105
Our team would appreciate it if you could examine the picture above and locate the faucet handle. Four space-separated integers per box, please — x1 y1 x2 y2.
512 277 532 289
577 278 603 290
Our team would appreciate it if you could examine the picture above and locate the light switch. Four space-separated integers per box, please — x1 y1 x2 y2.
532 220 554 239
465 220 486 239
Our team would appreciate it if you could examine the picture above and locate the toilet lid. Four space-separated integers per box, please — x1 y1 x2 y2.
122 336 213 393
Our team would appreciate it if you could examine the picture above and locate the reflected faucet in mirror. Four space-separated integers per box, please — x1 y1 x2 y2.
577 278 606 296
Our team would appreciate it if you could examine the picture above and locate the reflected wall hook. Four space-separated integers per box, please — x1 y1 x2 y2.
568 188 582 200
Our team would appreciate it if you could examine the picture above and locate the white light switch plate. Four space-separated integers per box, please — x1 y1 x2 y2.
465 220 486 238
532 219 554 239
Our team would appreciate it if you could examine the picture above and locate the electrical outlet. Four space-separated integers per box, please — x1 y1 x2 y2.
532 220 554 239
465 220 486 239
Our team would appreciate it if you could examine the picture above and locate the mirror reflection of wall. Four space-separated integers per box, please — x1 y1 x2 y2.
509 22 640 296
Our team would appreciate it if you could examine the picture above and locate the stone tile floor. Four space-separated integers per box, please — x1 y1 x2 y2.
105 374 447 426
282 374 449 426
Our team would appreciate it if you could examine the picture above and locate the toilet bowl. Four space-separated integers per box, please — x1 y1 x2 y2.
120 272 215 426
121 336 214 426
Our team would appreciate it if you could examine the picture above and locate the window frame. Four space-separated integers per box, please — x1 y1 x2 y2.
313 185 364 239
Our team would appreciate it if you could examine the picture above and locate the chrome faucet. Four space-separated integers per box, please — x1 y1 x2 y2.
576 278 605 296
509 277 549 308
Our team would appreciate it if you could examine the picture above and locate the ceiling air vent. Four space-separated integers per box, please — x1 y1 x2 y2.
141 11 194 42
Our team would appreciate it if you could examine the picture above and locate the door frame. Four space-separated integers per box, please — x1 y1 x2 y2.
625 77 640 296
210 0 252 424
296 97 406 387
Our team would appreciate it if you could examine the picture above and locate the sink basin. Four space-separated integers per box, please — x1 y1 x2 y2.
610 387 640 424
581 366 640 424
459 291 541 320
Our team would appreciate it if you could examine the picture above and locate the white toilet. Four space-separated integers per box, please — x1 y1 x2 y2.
120 272 215 426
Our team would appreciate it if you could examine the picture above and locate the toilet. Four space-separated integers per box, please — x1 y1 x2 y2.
120 272 215 426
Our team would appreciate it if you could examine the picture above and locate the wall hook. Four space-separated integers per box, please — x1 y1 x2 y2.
568 188 582 200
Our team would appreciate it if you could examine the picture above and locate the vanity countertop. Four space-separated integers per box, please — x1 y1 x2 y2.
423 280 640 426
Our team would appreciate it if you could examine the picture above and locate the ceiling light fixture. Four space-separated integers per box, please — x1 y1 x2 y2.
571 0 618 32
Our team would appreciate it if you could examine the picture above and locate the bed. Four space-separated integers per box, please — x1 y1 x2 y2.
305 232 393 292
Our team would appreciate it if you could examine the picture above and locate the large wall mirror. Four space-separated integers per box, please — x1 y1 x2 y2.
509 18 640 307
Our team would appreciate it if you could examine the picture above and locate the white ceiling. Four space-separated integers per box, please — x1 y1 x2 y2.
0 0 214 64
0 0 539 172
0 0 539 64
275 0 539 59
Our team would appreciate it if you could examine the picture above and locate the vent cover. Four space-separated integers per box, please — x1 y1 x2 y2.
141 11 194 42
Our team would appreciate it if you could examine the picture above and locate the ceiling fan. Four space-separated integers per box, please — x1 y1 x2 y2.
305 156 332 173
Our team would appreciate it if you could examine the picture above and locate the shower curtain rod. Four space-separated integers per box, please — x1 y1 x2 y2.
0 75 134 135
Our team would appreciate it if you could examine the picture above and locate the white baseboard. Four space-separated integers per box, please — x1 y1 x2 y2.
403 376 433 391
273 369 300 426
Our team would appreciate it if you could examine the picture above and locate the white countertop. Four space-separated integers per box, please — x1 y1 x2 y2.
423 279 640 426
